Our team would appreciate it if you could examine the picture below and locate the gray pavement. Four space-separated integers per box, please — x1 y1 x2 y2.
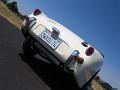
0 16 79 90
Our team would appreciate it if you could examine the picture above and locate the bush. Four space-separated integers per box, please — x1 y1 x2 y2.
6 1 19 13
94 76 100 82
0 0 8 4
94 76 117 90
100 81 113 90
4 1 24 20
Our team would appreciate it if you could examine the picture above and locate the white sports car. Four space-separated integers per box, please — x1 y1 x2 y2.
21 9 104 89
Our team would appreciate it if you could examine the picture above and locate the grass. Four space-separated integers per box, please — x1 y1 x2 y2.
92 80 106 90
0 1 22 29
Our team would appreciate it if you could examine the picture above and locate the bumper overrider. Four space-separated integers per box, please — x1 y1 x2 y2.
21 17 37 38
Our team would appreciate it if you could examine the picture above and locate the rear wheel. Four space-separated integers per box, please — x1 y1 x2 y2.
81 70 100 90
22 37 38 56
82 83 93 90
22 28 30 38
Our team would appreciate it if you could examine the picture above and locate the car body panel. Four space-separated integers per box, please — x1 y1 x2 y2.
22 12 104 88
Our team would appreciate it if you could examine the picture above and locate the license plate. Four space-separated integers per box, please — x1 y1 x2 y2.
39 29 62 49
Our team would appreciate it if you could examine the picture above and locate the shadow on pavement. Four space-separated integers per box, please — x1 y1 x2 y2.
19 53 80 90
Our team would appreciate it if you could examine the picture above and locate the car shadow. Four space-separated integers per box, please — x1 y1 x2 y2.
19 53 80 90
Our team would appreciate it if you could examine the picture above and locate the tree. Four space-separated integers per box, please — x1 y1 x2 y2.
5 1 24 20
0 0 8 4
6 1 19 13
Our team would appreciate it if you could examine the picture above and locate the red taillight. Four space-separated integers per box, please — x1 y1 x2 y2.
33 9 41 16
76 56 84 64
86 47 94 56
24 15 29 21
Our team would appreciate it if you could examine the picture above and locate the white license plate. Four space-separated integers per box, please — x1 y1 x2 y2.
39 29 62 49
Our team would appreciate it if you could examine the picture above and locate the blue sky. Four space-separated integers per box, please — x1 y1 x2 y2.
10 0 120 89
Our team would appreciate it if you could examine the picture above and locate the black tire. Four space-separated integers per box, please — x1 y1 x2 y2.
81 70 100 90
22 28 29 38
22 37 38 56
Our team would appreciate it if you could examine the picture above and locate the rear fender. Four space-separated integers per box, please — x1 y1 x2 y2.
73 50 104 88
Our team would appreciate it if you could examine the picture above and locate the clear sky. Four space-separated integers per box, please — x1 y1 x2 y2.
10 0 120 89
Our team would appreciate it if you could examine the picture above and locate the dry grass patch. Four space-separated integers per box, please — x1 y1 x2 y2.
92 80 106 90
0 1 22 28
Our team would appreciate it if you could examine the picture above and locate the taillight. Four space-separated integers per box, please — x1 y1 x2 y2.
76 56 84 64
33 9 41 16
24 15 29 21
72 50 84 64
86 47 94 56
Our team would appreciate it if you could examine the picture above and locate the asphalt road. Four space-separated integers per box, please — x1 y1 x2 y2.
0 16 80 90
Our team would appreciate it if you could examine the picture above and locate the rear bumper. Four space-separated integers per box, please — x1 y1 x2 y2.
22 17 76 72
33 40 78 73
29 24 74 63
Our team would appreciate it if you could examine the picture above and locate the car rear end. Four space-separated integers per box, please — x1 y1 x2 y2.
21 10 75 66
21 9 104 88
